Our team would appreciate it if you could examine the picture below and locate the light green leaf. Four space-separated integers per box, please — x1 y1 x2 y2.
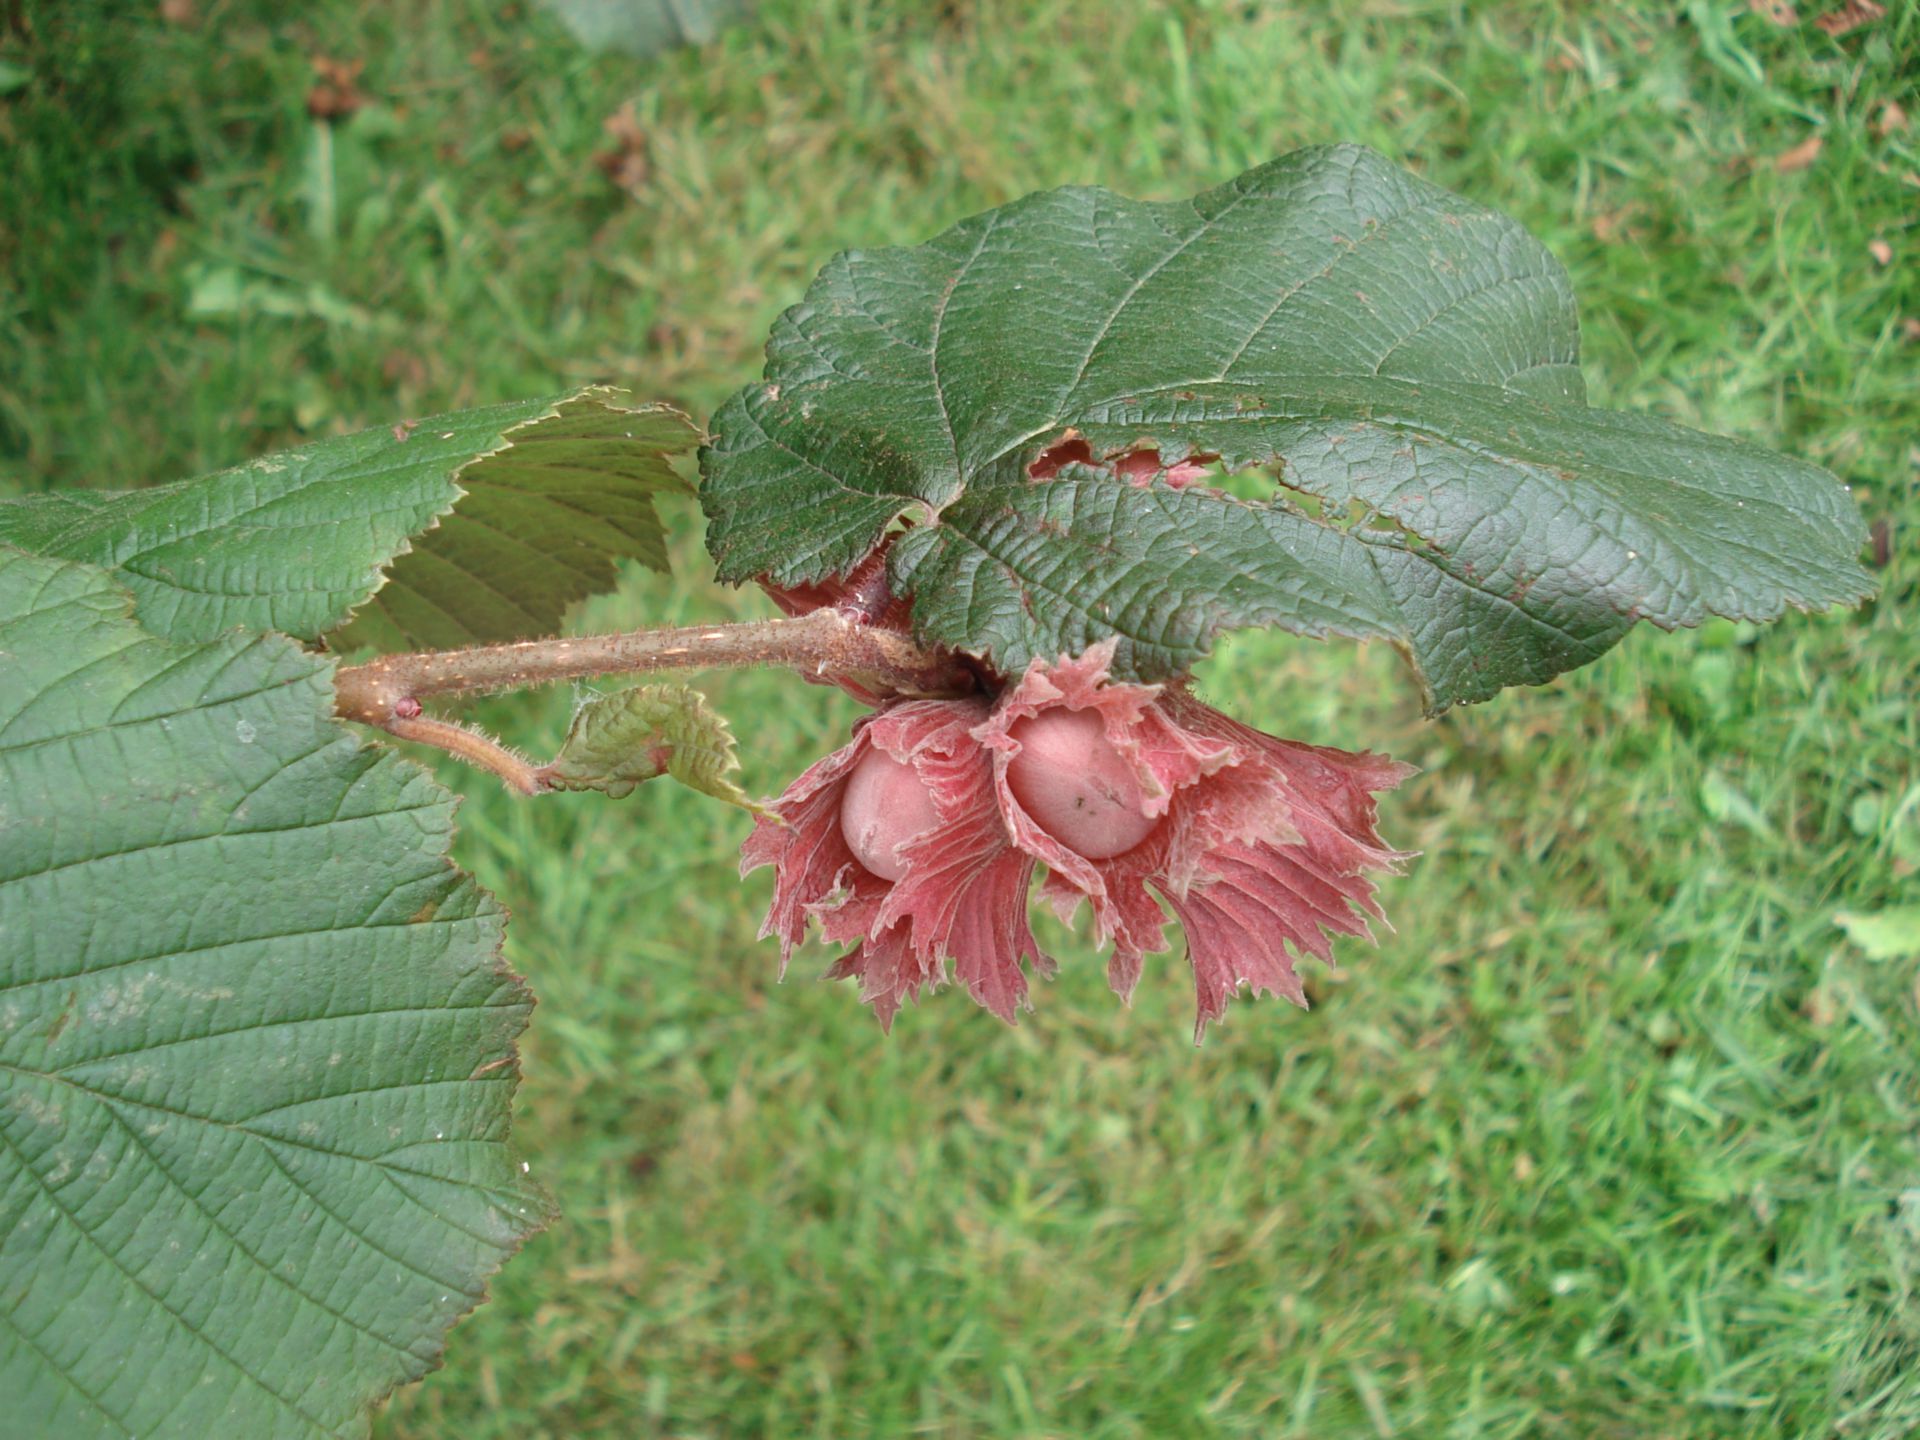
0 546 553 1439
334 394 699 651
1700 771 1775 839
0 387 697 649
536 683 762 811
182 261 381 329
701 144 1872 710
534 0 755 57
1836 908 1920 961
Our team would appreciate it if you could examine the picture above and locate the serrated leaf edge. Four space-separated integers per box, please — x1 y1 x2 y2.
0 546 561 1434
328 386 702 647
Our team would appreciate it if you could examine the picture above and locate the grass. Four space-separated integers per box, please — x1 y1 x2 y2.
3 0 1918 1435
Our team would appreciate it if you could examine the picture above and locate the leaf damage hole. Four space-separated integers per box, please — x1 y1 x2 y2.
1027 432 1222 491
1266 489 1436 553
1028 435 1096 478
1024 434 1439 552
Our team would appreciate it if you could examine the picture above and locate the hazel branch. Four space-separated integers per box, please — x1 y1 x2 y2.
333 609 971 730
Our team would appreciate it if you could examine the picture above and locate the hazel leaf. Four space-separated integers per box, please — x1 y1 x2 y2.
0 387 698 650
700 144 1872 711
0 545 552 1439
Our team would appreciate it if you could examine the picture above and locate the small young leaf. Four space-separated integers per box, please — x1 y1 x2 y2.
538 683 762 811
0 546 553 1438
0 387 697 648
701 145 1873 710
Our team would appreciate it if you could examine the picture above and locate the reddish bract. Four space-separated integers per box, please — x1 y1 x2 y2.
745 640 1415 1039
756 546 920 706
742 698 1048 1030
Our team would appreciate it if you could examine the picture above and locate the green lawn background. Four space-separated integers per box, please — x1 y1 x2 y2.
2 2 1917 1436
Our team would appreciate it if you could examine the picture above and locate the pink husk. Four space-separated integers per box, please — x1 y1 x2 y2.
743 697 1047 1030
975 640 1416 1040
749 635 1414 1038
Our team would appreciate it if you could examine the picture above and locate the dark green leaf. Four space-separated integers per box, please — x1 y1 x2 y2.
0 546 553 1439
537 683 761 811
701 144 1872 709
0 387 696 649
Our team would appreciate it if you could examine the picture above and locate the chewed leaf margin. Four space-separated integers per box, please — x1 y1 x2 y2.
889 393 1874 712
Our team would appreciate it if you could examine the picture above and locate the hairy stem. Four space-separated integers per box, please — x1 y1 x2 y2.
381 713 544 795
335 609 969 733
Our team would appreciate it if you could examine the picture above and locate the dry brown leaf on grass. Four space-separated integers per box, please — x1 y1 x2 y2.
1774 135 1824 173
1814 0 1885 37
307 56 366 121
1875 100 1908 137
1591 206 1645 245
596 101 651 191
1868 239 1893 266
